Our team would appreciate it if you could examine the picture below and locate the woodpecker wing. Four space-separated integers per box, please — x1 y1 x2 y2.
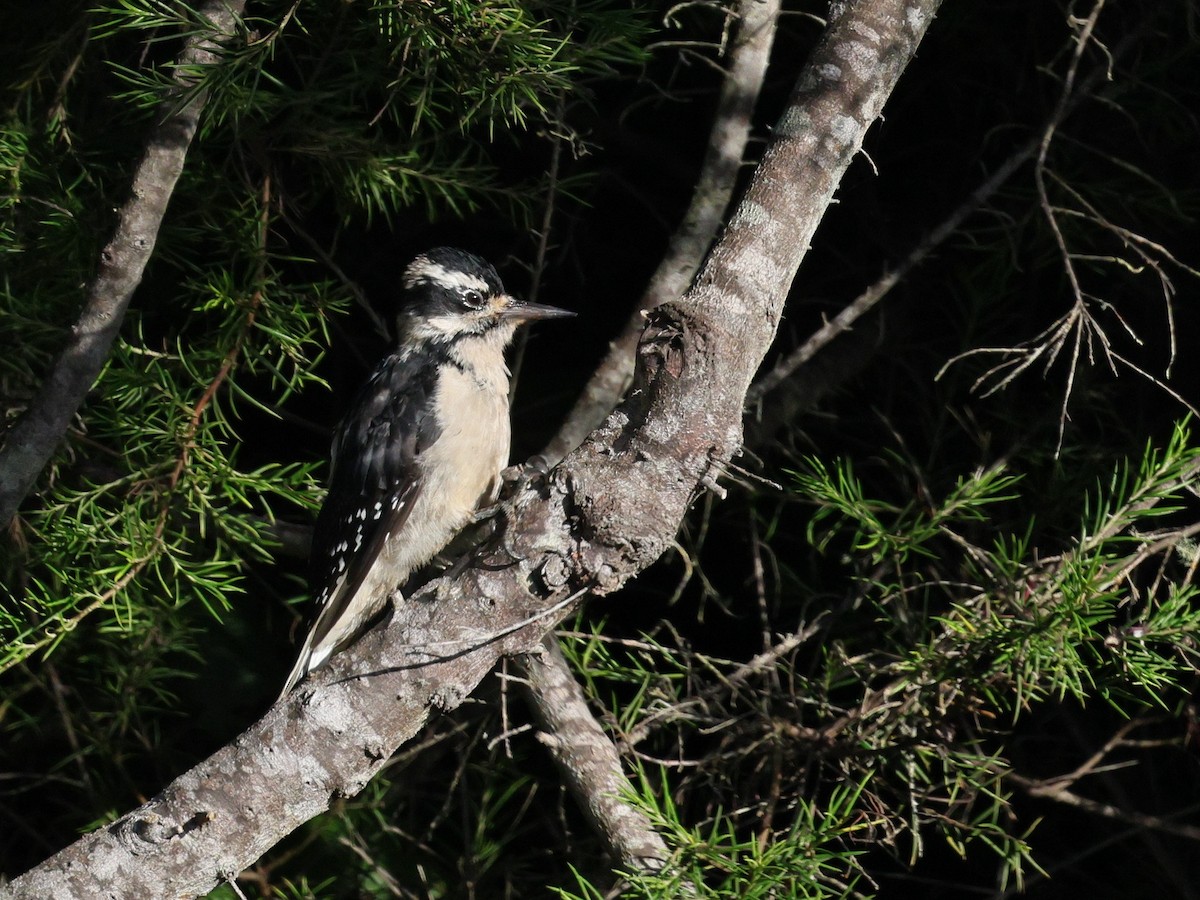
281 351 443 694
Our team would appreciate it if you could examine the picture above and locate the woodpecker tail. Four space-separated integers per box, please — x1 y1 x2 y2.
277 580 383 701
279 634 320 701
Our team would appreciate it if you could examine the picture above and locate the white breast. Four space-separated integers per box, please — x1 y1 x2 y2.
374 343 511 587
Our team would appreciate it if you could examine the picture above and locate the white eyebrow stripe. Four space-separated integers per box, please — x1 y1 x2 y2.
404 259 491 293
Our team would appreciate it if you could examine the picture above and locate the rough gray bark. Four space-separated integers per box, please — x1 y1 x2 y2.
0 0 246 527
519 642 679 875
2 1 941 895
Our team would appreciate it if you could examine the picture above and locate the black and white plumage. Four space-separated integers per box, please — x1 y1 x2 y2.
280 248 574 696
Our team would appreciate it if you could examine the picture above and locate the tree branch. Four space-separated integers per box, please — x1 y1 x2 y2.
0 0 246 527
521 0 781 877
2 1 941 895
518 641 685 880
543 0 782 463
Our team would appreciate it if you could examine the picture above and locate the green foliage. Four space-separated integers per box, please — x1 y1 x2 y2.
557 775 870 899
793 455 1021 564
547 421 1200 897
1 195 339 671
90 0 650 222
899 422 1200 713
770 424 1200 884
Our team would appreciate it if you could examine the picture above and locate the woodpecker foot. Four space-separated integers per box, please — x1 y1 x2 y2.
471 501 505 526
498 454 550 492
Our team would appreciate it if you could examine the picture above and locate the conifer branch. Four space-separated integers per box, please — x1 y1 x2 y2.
0 0 246 526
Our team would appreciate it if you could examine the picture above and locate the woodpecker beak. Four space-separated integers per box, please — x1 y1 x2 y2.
499 297 576 322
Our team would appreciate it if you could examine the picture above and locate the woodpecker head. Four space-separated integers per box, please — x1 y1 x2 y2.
399 247 574 345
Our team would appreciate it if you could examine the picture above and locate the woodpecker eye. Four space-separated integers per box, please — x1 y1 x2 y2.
461 288 485 309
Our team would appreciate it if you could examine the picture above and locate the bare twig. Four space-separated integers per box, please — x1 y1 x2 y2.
1018 717 1146 795
625 618 828 747
749 16 1135 410
936 2 1200 454
1034 0 1110 315
747 133 1038 405
1013 778 1200 842
0 0 248 526
509 91 566 402
279 207 387 339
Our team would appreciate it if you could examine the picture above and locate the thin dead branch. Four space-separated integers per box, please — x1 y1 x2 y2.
749 17 1139 412
940 2 1198 451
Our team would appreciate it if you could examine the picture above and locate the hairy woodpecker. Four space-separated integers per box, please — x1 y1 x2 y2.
281 247 574 696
